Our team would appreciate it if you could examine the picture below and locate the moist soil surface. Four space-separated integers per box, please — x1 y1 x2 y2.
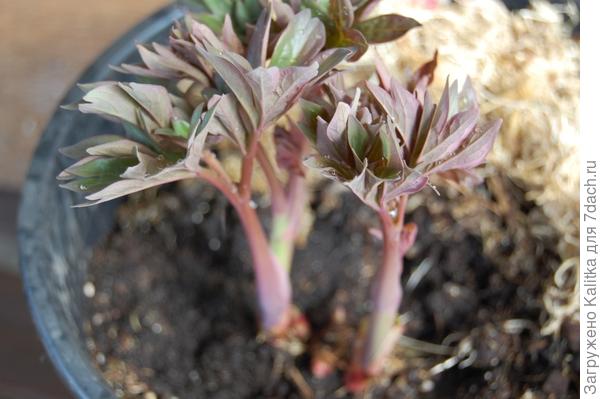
83 177 579 399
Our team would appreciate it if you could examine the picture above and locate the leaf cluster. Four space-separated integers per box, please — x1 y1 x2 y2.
59 5 352 205
185 0 421 60
301 63 502 209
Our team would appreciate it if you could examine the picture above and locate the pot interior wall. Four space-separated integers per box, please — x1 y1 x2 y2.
18 6 182 399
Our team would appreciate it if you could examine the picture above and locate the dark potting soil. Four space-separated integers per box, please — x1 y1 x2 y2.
83 177 579 399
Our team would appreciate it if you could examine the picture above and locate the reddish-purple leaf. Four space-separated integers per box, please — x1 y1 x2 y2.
274 125 308 176
419 106 479 166
330 0 355 29
355 14 421 44
221 15 244 54
429 119 502 174
408 50 438 93
247 4 272 68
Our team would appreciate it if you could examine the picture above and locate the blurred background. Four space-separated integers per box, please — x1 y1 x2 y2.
0 0 579 398
0 2 168 397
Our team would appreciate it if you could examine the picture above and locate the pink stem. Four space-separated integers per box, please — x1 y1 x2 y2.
196 163 292 334
239 140 258 201
256 144 286 213
237 202 293 333
285 172 306 240
361 197 409 374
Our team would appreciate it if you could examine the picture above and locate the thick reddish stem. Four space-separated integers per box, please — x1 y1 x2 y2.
361 206 404 373
256 144 286 213
285 173 306 238
195 169 239 206
240 133 262 201
196 164 293 334
347 197 410 391
237 202 293 333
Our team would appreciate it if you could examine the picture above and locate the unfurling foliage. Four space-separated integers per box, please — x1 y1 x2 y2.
62 7 349 206
302 55 502 390
303 74 501 209
59 4 358 338
183 0 421 60
57 0 499 392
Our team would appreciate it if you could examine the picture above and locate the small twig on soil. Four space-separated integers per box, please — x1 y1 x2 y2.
405 256 436 294
285 366 314 399
396 335 455 356
429 337 475 376
268 351 286 389
429 355 462 376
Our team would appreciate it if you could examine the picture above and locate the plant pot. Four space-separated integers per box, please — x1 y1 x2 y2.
18 5 183 398
18 2 578 398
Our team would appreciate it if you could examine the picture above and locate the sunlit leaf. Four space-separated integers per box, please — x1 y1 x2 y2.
270 10 326 67
355 14 421 44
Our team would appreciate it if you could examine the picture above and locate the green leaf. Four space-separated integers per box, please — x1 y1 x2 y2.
87 139 154 158
365 131 384 163
60 135 123 159
186 101 220 169
304 155 355 181
379 129 391 161
270 10 326 67
300 99 324 121
314 47 353 81
79 165 195 207
59 176 117 194
347 114 369 159
202 0 233 18
173 119 192 139
234 0 251 30
298 99 324 143
64 157 138 178
301 0 331 22
122 122 161 154
196 13 225 33
243 0 263 21
190 105 205 129
328 28 368 61
355 14 421 44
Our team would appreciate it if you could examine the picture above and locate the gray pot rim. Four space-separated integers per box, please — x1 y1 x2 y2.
18 5 183 398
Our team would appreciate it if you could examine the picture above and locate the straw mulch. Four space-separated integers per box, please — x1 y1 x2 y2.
356 0 580 337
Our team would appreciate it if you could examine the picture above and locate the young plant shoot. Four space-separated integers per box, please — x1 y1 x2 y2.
301 60 502 390
57 0 420 349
